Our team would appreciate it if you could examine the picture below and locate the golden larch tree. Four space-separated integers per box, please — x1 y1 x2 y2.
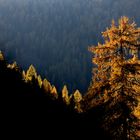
85 16 140 140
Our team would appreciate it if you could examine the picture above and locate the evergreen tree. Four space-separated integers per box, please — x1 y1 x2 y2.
86 17 140 139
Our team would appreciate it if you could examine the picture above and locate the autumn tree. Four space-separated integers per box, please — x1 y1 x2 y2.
85 17 140 139
70 90 82 112
7 61 19 71
37 75 42 88
62 85 70 105
0 51 4 61
50 85 58 99
42 78 52 93
24 65 37 82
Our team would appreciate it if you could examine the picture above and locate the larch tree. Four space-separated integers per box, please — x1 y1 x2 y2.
37 75 42 88
62 85 70 105
42 78 52 94
25 65 37 82
0 51 4 61
50 85 58 99
85 17 140 139
70 90 82 112
7 61 19 71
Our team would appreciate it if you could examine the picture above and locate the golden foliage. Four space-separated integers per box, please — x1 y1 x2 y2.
24 65 37 82
71 90 83 112
42 78 52 93
37 75 42 88
87 16 140 139
7 61 18 71
62 85 70 105
0 51 4 61
73 90 82 103
89 16 140 98
22 70 26 80
50 85 58 99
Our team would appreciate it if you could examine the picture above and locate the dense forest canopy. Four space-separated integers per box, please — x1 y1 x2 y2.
1 16 140 139
0 0 140 93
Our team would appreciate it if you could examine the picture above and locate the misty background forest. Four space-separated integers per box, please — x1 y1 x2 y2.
0 0 140 93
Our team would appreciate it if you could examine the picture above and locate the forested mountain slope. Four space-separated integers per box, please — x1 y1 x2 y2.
0 50 107 139
1 15 140 140
0 0 140 92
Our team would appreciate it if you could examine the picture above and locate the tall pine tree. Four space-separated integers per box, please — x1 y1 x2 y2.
85 17 140 139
